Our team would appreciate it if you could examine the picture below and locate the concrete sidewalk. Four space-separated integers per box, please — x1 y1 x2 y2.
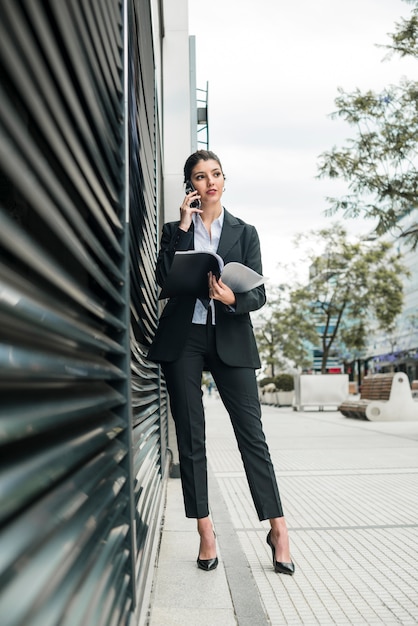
148 396 418 625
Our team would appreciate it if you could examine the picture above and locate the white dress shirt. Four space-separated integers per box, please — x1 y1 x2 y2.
191 209 224 325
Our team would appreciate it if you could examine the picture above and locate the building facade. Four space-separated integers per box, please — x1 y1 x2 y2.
366 217 418 382
0 1 194 624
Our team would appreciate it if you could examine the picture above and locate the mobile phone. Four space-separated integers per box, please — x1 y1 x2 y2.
185 180 201 209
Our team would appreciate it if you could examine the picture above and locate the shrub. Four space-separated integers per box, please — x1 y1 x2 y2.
258 377 276 388
274 374 294 391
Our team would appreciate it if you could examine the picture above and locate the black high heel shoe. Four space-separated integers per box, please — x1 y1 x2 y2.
266 530 295 575
197 555 218 571
197 531 218 571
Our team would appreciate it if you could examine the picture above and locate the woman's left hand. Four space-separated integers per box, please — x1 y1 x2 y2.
208 272 236 307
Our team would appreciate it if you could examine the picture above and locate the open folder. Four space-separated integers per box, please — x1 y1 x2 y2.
158 250 264 299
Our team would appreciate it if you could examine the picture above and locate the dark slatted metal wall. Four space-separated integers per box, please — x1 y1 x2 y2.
0 1 166 624
126 0 168 612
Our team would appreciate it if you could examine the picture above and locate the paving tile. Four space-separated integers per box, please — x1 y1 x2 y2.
151 560 232 610
149 607 236 626
148 397 418 626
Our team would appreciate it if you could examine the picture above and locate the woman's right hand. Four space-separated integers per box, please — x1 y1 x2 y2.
179 189 202 231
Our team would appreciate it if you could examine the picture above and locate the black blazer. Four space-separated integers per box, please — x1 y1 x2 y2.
147 209 266 368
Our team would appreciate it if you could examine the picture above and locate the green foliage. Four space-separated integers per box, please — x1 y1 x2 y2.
257 225 409 374
297 225 408 372
274 374 294 391
317 2 418 247
258 377 276 388
258 374 294 391
255 284 317 375
385 0 418 58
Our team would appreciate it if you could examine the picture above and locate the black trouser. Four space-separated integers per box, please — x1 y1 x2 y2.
162 322 284 520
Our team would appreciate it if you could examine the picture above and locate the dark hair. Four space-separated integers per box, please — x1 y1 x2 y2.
183 150 225 183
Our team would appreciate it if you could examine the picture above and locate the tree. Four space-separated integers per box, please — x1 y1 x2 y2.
255 284 317 375
317 0 418 247
257 226 409 376
292 225 409 373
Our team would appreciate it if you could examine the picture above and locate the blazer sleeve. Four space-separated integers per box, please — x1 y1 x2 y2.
155 222 193 288
226 225 266 316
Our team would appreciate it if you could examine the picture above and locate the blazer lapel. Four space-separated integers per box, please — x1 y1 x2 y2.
217 209 244 260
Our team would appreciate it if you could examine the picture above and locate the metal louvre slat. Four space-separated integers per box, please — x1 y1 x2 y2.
60 526 131 626
0 266 125 355
0 439 127 573
47 2 123 175
0 5 123 240
0 0 134 623
0 124 125 300
0 0 167 623
127 2 168 617
129 188 157 344
134 468 162 603
0 88 124 275
65 2 123 121
0 210 125 329
132 422 160 476
0 475 130 625
0 413 125 524
0 342 125 381
0 383 125 445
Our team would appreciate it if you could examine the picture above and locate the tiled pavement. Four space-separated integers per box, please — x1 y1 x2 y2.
148 395 418 625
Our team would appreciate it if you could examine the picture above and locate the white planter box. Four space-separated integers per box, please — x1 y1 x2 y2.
277 391 294 406
262 391 278 405
294 374 349 411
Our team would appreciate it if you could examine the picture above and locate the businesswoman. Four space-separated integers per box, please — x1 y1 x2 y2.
148 150 294 575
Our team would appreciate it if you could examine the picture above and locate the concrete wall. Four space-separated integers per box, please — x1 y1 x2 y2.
162 0 195 223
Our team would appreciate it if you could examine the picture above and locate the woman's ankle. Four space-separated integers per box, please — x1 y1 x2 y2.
197 516 213 535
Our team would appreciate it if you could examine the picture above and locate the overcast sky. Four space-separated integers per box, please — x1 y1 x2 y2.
189 0 416 283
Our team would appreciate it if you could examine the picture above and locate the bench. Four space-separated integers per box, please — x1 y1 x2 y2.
338 372 418 421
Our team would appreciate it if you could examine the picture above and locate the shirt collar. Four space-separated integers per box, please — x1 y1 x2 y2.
192 207 224 229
